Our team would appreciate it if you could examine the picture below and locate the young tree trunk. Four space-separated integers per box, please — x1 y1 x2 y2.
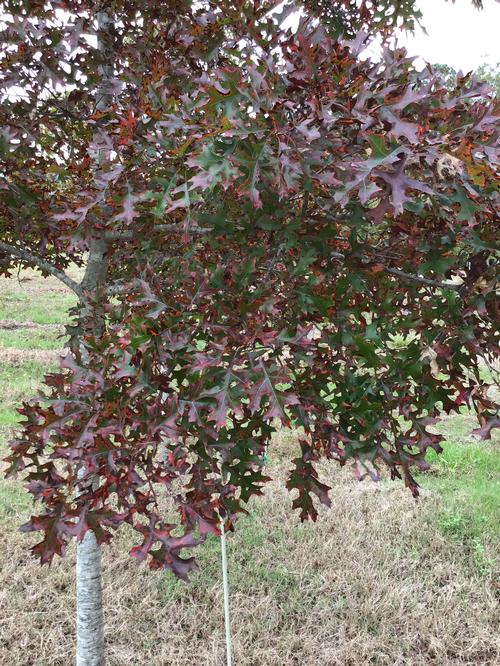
76 531 104 666
76 237 109 666
75 9 114 664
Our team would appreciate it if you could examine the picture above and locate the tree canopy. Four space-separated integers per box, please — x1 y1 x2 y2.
1 1 498 577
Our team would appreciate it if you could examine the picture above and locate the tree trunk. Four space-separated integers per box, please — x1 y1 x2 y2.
76 237 109 666
76 531 104 666
75 9 114 664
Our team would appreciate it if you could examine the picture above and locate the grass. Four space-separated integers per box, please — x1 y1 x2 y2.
0 270 499 665
0 268 79 325
0 357 58 425
0 426 32 520
0 326 65 351
426 416 500 536
417 415 500 575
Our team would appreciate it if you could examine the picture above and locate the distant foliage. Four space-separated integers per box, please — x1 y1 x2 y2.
434 62 500 97
475 63 499 97
1 1 498 576
302 0 423 38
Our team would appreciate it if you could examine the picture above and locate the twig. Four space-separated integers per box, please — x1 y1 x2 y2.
383 266 459 290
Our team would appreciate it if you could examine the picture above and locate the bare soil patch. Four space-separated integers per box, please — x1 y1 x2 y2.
0 320 63 331
0 347 67 366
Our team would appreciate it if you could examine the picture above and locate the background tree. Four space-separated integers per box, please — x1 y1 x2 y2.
433 62 500 96
1 1 498 663
476 62 500 97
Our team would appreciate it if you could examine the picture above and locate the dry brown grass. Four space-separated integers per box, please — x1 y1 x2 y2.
0 347 67 366
1 450 499 666
0 321 64 331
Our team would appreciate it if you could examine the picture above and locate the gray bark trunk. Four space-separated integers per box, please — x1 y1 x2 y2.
76 531 104 666
76 237 109 666
75 10 113 666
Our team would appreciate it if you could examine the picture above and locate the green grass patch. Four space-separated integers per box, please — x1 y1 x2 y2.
419 415 500 573
0 471 32 519
0 291 76 326
0 327 66 350
0 426 32 519
0 359 56 426
0 277 77 326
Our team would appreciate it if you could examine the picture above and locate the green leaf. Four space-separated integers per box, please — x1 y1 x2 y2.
421 251 455 276
367 134 395 158
256 216 280 231
353 337 378 366
451 185 482 221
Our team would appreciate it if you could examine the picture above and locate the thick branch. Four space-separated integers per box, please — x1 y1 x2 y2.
330 250 459 290
330 250 460 290
104 223 211 242
0 240 82 296
383 266 460 289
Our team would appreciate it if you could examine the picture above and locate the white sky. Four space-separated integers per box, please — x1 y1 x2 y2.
401 0 500 71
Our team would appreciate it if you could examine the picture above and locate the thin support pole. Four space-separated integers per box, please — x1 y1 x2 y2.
220 518 233 666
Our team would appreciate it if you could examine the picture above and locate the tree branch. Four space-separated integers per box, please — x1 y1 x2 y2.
383 266 459 289
0 240 83 296
104 223 211 242
330 250 459 290
104 206 459 293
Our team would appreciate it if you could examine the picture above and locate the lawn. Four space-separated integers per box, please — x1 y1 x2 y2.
0 271 498 665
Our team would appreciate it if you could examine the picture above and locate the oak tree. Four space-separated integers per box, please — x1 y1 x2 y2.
2 0 498 586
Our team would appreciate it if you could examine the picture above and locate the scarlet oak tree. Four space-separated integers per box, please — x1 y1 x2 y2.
1 1 499 577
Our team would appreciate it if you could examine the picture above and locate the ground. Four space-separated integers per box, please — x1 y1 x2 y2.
0 270 498 665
